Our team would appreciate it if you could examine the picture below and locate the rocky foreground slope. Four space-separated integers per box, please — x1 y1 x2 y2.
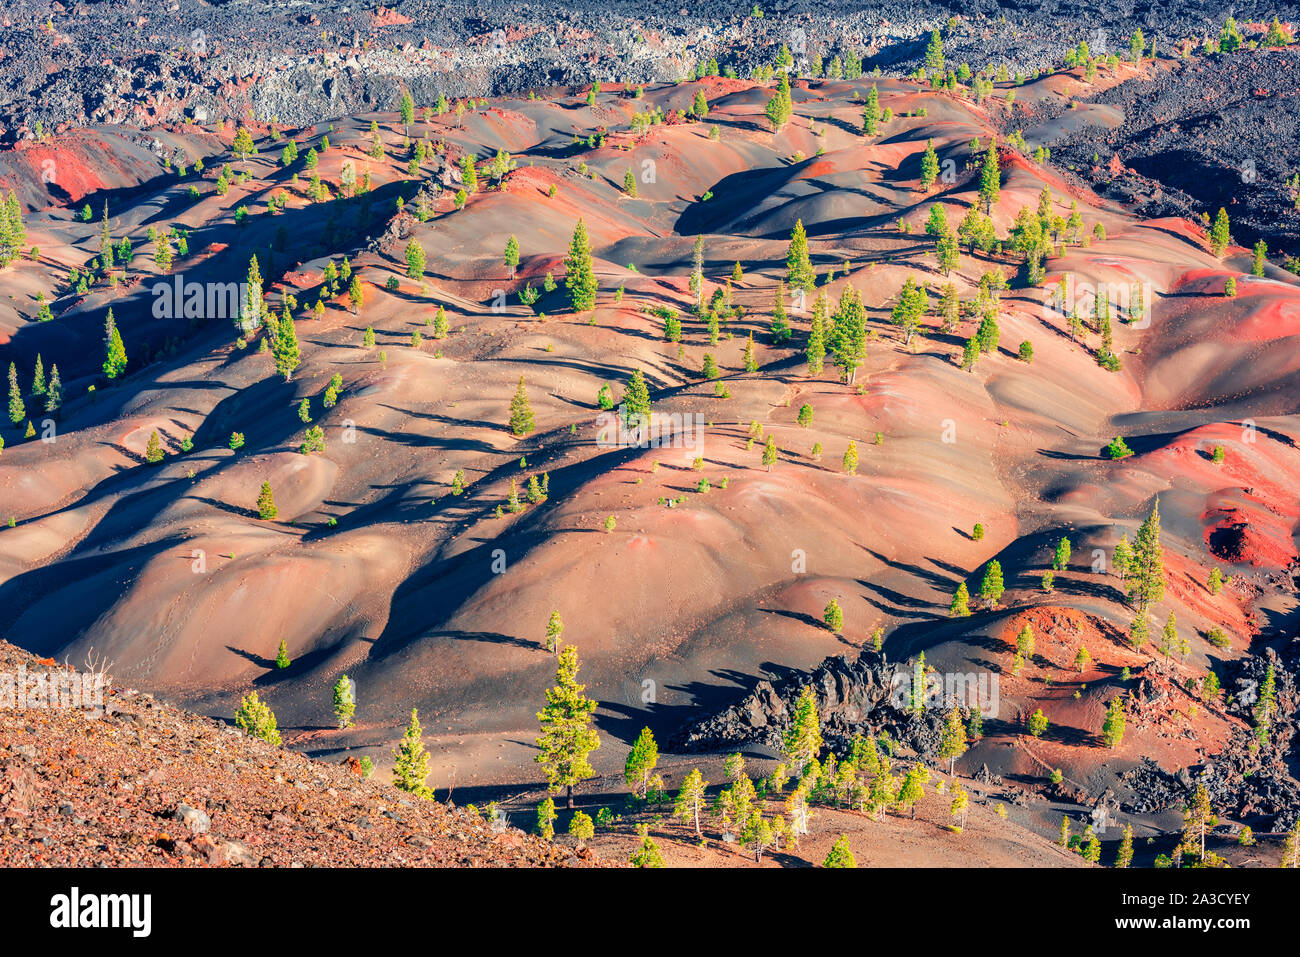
0 640 589 867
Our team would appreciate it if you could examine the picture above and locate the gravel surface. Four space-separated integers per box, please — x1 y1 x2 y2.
0 641 598 867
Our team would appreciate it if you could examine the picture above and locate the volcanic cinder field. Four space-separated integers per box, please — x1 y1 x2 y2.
2 14 1299 869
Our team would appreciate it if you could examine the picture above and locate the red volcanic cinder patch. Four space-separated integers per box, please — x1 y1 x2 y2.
15 142 108 203
1236 294 1300 343
1204 506 1299 567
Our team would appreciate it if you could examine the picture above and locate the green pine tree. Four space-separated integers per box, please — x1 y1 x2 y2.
823 598 843 633
622 369 652 430
234 691 282 745
1115 822 1134 867
782 685 823 775
624 727 659 800
44 364 61 415
862 84 881 135
674 768 709 837
1102 695 1126 747
6 362 23 425
564 219 598 312
333 675 356 728
545 609 564 654
925 29 945 72
405 239 426 278
920 138 940 189
979 559 1004 607
786 218 816 291
627 824 665 867
938 706 968 773
392 708 433 798
535 645 601 807
823 834 857 867
1208 208 1231 257
830 286 867 383
257 480 277 520
273 308 300 381
504 235 520 277
978 143 1001 213
102 308 127 380
950 581 971 616
509 376 535 436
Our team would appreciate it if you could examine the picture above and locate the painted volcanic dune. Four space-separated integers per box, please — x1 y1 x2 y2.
1 51 1298 866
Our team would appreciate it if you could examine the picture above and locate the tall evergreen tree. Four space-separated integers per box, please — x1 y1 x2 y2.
979 559 1004 607
564 219 598 312
762 434 779 471
823 597 843 632
44 364 62 415
919 138 940 189
1179 784 1216 863
232 125 257 163
830 286 867 383
897 764 927 818
783 685 823 775
786 219 816 291
241 255 265 333
405 239 426 278
6 362 23 425
509 376 535 436
805 290 827 374
673 768 709 837
273 307 300 381
1115 822 1134 867
764 72 793 130
1208 208 1231 257
950 581 971 616
889 275 927 346
690 235 705 309
504 235 520 278
925 29 945 72
535 645 601 807
102 308 127 380
333 675 356 728
622 369 652 430
770 280 791 343
624 727 659 799
978 143 1001 213
862 84 881 135
1102 695 1126 747
545 609 564 654
939 706 968 773
1124 499 1165 613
